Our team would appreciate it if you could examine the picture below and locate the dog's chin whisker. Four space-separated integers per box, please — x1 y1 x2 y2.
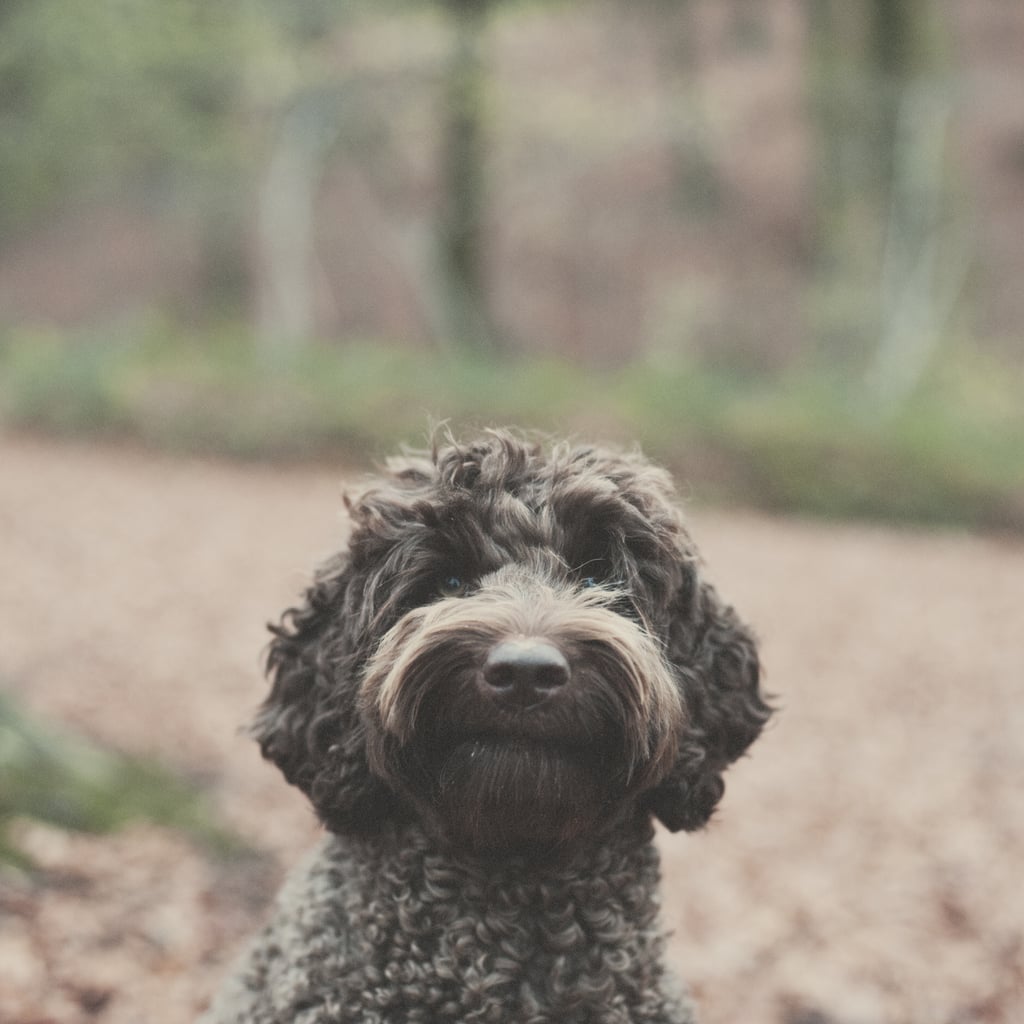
429 736 614 850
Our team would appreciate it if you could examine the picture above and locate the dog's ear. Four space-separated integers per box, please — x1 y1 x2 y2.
251 551 403 835
645 572 771 832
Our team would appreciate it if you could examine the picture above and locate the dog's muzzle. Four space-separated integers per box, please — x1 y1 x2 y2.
357 569 685 849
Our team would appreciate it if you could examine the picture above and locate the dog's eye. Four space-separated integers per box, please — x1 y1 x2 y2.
438 574 470 598
573 558 612 590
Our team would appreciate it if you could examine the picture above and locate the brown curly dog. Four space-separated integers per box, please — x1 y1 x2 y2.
200 430 771 1024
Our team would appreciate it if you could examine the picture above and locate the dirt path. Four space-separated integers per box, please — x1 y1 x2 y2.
1 433 1022 1024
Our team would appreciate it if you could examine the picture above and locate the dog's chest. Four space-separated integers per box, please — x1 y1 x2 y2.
241 831 694 1024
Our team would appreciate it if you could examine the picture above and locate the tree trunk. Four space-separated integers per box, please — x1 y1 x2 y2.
807 0 960 404
436 2 498 355
256 92 343 356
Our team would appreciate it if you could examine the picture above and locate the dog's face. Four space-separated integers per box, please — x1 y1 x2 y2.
254 433 770 853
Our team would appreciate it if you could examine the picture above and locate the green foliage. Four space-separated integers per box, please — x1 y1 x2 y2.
0 0 252 232
1 325 1021 532
0 692 243 865
0 323 591 455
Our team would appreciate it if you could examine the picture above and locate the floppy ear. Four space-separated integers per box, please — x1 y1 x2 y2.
251 550 404 835
645 572 771 832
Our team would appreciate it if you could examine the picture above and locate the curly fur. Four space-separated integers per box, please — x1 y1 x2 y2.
201 431 771 1024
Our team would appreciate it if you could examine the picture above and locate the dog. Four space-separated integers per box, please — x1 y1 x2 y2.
200 430 771 1024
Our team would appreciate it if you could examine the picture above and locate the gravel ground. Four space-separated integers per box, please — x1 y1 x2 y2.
0 432 1021 1024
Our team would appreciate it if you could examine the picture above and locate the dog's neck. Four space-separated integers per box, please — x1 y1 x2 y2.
269 819 689 1022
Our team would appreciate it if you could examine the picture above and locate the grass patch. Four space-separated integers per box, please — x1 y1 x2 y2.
0 692 244 867
1 324 1022 531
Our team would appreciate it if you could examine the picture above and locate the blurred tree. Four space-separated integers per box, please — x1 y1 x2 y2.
0 0 254 313
256 86 349 354
634 0 724 216
433 0 502 354
0 0 245 229
254 0 503 356
0 0 510 355
807 0 963 404
250 0 374 354
863 0 967 405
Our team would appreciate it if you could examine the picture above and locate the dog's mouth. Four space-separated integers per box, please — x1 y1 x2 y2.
435 733 607 780
422 733 620 851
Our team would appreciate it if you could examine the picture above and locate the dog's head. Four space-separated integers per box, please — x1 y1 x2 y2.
253 431 770 853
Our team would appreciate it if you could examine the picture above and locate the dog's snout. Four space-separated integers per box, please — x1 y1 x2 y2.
482 639 570 708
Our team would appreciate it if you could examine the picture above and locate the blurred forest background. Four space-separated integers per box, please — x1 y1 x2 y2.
2 5 1024 1020
0 0 1022 526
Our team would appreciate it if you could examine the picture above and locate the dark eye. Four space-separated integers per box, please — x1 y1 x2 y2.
438 574 470 598
575 558 611 589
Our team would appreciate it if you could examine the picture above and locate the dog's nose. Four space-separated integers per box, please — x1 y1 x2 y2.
482 639 570 708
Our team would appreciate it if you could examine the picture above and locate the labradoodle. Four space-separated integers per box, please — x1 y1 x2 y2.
201 430 771 1024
